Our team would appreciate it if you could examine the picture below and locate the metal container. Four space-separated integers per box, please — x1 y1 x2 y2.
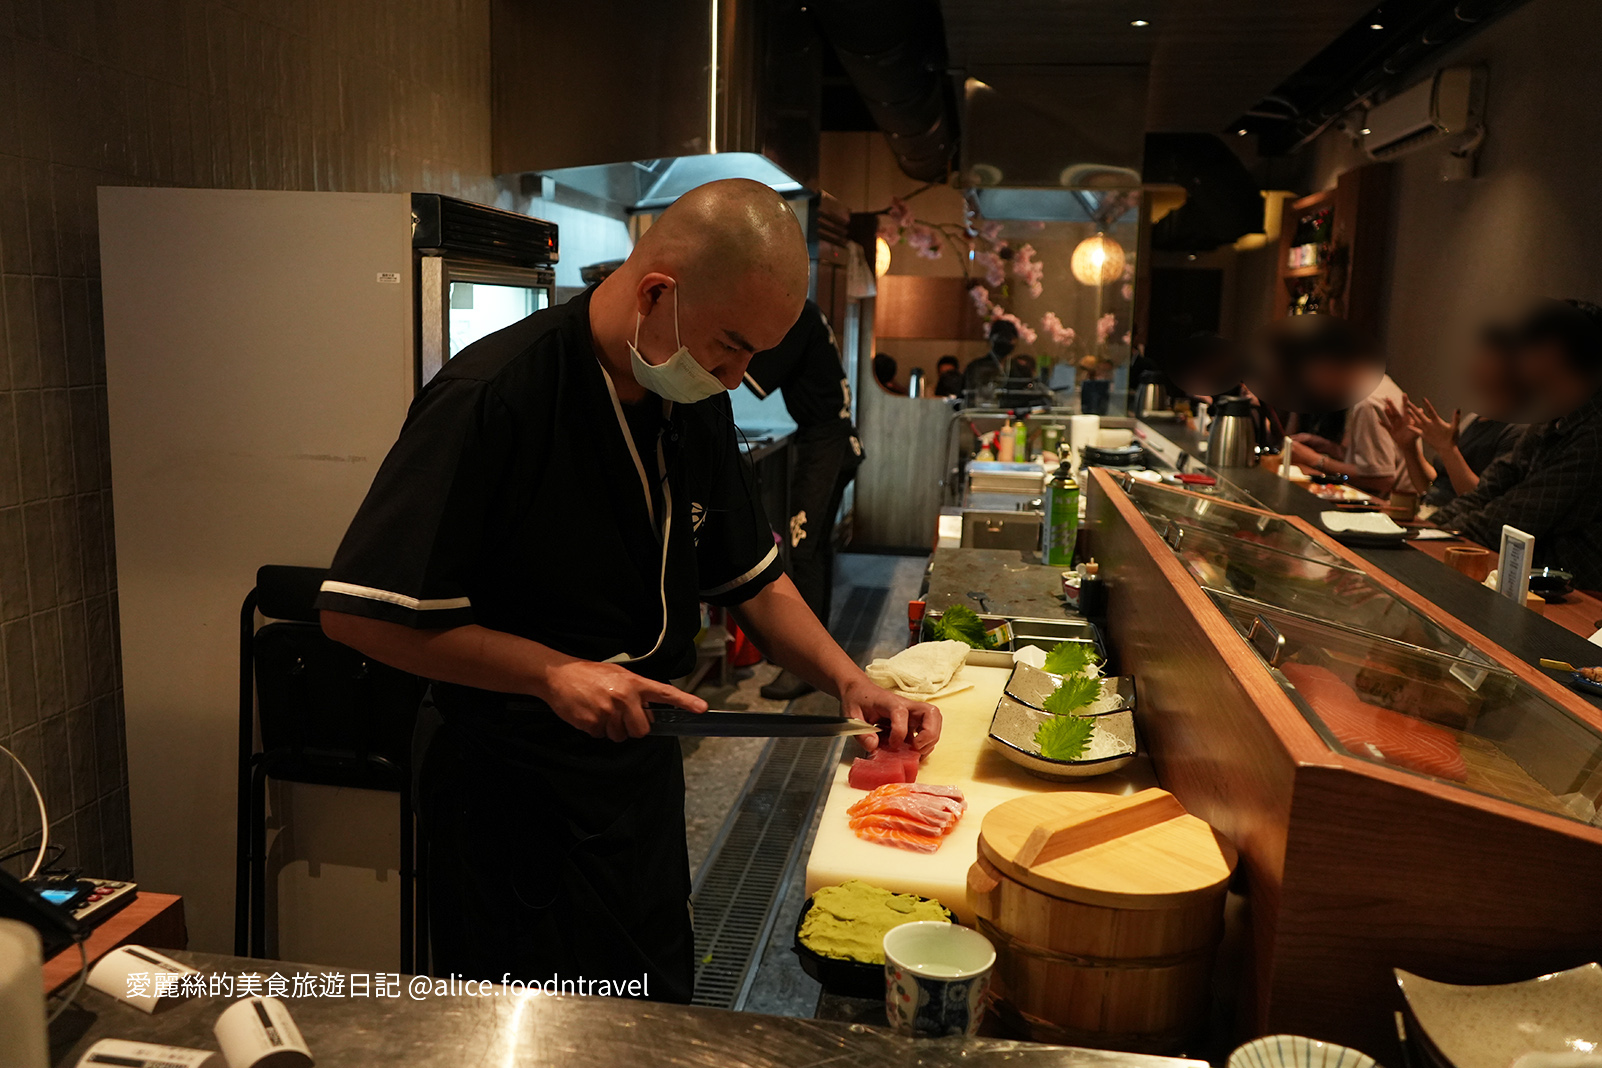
1204 397 1257 468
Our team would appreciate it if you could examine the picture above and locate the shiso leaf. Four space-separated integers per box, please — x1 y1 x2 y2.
930 604 992 648
1035 713 1096 761
1042 640 1101 677
1041 674 1103 717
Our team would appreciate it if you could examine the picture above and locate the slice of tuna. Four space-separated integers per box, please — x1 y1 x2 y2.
1282 662 1469 782
848 756 907 791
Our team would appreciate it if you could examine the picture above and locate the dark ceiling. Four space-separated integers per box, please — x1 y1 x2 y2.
937 0 1381 133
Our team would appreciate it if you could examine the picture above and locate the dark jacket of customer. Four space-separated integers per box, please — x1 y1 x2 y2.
1432 392 1602 588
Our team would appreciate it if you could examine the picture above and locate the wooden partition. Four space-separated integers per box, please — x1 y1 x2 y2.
1085 468 1602 1060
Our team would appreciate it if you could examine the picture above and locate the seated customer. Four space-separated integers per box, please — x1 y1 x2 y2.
1431 299 1602 588
933 355 963 397
1380 326 1528 510
1275 317 1412 497
873 352 906 395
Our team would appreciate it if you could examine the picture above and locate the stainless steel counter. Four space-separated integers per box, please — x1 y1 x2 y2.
923 547 1074 620
51 951 1208 1068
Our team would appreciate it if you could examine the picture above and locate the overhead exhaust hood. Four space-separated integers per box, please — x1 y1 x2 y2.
960 66 1148 220
490 0 821 211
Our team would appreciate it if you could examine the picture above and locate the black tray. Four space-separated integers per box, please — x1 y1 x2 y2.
792 895 955 999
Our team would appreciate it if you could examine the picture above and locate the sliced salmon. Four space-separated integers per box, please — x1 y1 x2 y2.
1282 662 1468 782
848 812 955 837
851 822 943 854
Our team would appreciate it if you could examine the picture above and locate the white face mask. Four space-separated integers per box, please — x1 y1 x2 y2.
627 286 726 403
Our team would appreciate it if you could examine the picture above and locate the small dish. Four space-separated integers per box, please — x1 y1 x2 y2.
1228 1035 1377 1068
1003 662 1135 715
1570 672 1602 697
987 695 1136 780
1396 962 1602 1068
1528 568 1575 601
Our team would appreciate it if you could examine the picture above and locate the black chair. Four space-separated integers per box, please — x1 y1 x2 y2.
234 565 430 971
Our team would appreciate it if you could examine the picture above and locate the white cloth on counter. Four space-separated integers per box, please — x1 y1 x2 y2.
866 640 970 696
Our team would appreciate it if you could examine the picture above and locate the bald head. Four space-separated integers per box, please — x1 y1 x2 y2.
633 179 810 300
593 179 812 395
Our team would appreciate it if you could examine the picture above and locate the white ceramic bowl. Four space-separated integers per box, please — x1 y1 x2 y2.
1396 963 1602 1068
1228 1035 1378 1068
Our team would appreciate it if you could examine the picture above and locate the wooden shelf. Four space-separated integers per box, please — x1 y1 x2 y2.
1272 163 1391 339
43 892 186 994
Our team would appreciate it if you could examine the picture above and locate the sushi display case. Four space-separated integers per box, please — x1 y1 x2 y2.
1083 467 1602 1064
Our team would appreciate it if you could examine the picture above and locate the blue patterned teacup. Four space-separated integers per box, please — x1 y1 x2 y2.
883 921 996 1037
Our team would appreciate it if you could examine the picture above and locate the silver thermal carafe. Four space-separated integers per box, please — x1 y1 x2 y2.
1205 397 1258 468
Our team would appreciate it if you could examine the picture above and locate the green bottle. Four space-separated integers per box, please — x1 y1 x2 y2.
1042 459 1080 566
1014 417 1028 462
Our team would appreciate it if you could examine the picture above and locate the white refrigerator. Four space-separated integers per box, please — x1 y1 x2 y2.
98 188 556 965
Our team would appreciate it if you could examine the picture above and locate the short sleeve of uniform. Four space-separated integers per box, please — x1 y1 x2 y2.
693 402 784 606
314 377 515 628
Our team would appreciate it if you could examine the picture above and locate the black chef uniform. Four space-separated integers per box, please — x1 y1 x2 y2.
741 300 863 627
314 288 783 1002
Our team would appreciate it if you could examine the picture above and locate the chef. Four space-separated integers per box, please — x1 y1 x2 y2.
315 179 941 1002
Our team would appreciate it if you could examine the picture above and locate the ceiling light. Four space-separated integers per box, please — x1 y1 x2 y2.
1071 234 1127 287
1370 22 1383 29
875 236 892 277
1360 127 1372 135
1237 128 1248 136
1130 19 1149 27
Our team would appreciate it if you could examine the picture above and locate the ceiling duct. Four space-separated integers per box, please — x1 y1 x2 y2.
1234 0 1530 154
808 0 958 183
960 65 1147 220
491 0 822 210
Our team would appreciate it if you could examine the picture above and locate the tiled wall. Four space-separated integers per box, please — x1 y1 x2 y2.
0 0 496 880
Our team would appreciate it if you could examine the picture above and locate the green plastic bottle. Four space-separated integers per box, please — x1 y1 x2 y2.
1042 459 1080 566
1014 417 1028 462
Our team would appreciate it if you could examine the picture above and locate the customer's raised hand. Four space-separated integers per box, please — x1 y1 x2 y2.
1381 397 1421 449
1411 398 1460 454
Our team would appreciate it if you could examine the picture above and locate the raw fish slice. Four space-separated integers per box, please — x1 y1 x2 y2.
856 796 960 829
847 790 964 823
1281 662 1468 782
848 756 907 791
852 822 943 854
847 782 965 814
848 804 956 834
849 812 956 837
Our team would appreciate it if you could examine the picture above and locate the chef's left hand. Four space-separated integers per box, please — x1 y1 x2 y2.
839 675 942 755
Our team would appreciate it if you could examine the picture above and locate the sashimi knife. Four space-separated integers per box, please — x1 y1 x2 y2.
646 706 877 738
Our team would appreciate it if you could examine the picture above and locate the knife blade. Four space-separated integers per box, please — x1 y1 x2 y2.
646 707 876 738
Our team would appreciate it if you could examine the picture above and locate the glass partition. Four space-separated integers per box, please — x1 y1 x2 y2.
1126 478 1351 568
1211 591 1602 827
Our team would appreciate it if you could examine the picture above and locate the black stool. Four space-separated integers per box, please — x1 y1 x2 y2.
234 565 429 971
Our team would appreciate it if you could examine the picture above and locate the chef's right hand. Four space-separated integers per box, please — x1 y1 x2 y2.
541 661 708 742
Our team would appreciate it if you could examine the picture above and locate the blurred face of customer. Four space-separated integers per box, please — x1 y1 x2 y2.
1516 338 1594 421
1467 341 1526 422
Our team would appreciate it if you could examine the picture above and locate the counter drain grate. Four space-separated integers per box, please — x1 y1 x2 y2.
687 585 888 1009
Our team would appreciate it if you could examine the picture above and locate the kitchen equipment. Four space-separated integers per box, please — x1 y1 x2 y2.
1227 1036 1376 1068
966 461 1047 496
987 698 1138 780
792 895 956 999
883 922 996 1037
969 788 1237 1052
1082 444 1146 468
1396 963 1602 1068
1528 568 1575 600
960 510 1043 553
1205 397 1258 468
1135 373 1177 421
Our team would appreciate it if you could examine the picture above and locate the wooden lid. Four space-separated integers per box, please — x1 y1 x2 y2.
977 788 1238 910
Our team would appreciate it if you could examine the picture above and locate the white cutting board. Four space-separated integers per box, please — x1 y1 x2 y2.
804 662 1158 924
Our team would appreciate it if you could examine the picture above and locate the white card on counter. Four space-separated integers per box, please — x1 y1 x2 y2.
78 1039 222 1068
214 996 313 1068
1496 524 1534 605
86 945 198 1013
1410 527 1454 540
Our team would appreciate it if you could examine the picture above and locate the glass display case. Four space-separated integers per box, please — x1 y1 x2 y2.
1212 591 1602 827
1126 478 1352 568
1154 514 1492 664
